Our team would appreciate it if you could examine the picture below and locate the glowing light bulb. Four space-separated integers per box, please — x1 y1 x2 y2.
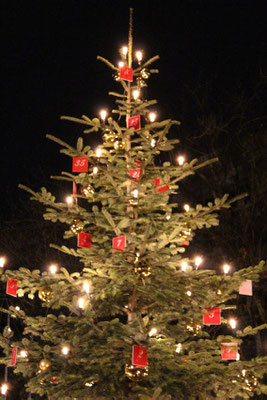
149 328 157 337
136 51 143 63
184 204 190 212
93 166 98 174
148 112 156 122
20 350 28 358
49 264 57 274
229 318 237 329
61 346 70 356
15 306 20 311
177 155 185 166
66 196 73 205
176 343 182 353
118 61 125 68
96 148 102 158
166 214 171 220
133 189 139 198
223 264 231 274
132 89 140 100
0 257 6 268
236 352 240 360
186 290 192 297
78 297 85 309
99 109 107 121
181 262 188 272
194 256 203 268
151 138 156 147
217 289 222 295
83 281 90 294
121 46 128 57
1 383 8 395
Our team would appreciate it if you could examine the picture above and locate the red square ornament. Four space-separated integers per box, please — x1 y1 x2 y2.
119 67 133 82
129 168 141 182
157 185 169 193
132 345 148 367
113 235 126 251
203 307 221 325
239 280 252 296
154 178 161 187
221 343 238 360
72 157 88 172
6 279 18 297
78 233 92 248
11 346 17 366
127 115 141 131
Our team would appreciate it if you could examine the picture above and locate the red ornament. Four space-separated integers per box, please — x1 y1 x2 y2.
11 346 17 366
119 67 133 82
154 178 160 187
203 308 221 325
6 279 18 297
73 182 77 195
221 343 238 360
132 345 148 367
113 235 126 251
72 157 88 172
157 185 169 193
127 115 141 131
239 280 252 296
77 233 92 248
129 168 141 182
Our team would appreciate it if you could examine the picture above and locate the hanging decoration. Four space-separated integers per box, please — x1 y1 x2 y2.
134 260 152 279
39 359 51 371
127 115 141 131
239 280 253 296
112 236 126 251
186 322 202 336
38 287 52 302
125 364 149 381
119 66 133 82
81 184 94 198
113 138 126 151
70 218 84 234
72 157 88 173
77 233 92 249
102 128 117 144
140 68 150 79
6 279 18 297
221 343 238 360
203 308 221 325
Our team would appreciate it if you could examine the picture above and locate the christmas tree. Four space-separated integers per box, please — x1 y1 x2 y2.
0 10 266 400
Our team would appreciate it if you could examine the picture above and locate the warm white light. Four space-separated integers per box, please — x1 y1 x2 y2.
194 256 203 268
149 328 157 337
176 343 182 353
229 318 237 329
136 51 143 62
66 196 73 205
100 109 107 121
20 350 28 358
133 189 139 199
236 352 240 360
93 166 98 174
96 148 102 158
132 89 140 100
151 138 156 147
1 384 8 395
78 297 85 309
118 61 125 68
186 290 192 297
121 46 128 57
177 155 185 166
148 112 156 122
15 306 20 311
181 262 188 272
184 204 190 212
223 264 231 274
166 214 171 220
49 264 57 274
0 257 6 268
83 281 90 294
62 346 70 356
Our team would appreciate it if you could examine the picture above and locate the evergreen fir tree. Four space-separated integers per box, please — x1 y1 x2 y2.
0 11 266 400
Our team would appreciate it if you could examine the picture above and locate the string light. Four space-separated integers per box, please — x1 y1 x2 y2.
66 196 73 205
177 155 185 166
148 112 156 122
15 306 20 311
133 189 139 198
236 353 240 360
49 264 57 274
176 343 182 353
181 262 188 272
149 328 157 337
93 166 98 174
132 89 140 100
0 257 6 268
186 290 192 297
78 297 85 309
223 264 231 274
151 138 156 147
229 318 237 329
96 148 102 158
136 50 143 63
194 256 203 268
83 281 90 295
184 204 190 212
121 46 128 58
61 346 70 356
99 109 107 121
118 61 125 68
1 383 8 395
19 350 28 358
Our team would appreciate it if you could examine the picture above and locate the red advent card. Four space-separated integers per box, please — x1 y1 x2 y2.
127 115 141 131
203 307 221 325
72 157 88 172
6 279 18 297
129 168 141 182
11 346 17 366
157 185 169 193
239 280 253 296
119 67 133 82
181 240 189 246
132 345 148 367
221 343 238 360
78 233 92 248
113 235 126 251
154 178 160 187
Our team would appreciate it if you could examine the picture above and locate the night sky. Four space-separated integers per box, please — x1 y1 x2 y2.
1 0 266 219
